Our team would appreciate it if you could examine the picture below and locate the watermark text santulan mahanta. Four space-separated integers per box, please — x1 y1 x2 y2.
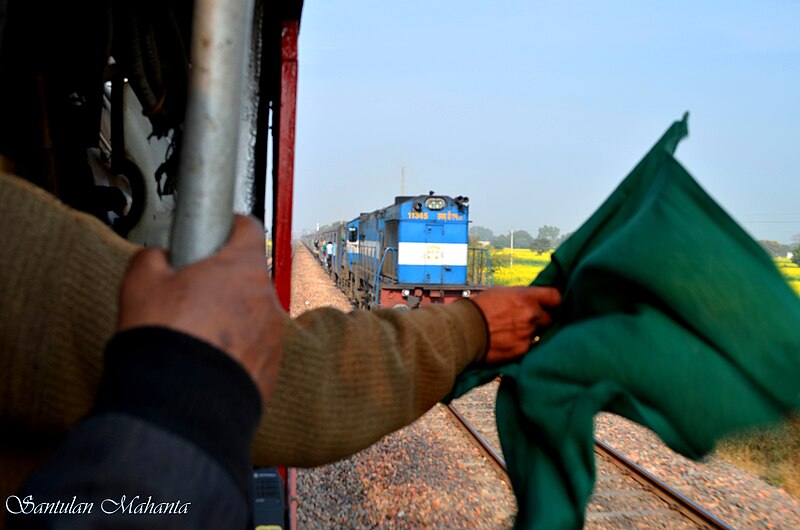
6 495 191 515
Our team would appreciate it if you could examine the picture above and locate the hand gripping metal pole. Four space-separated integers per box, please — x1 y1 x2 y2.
169 0 255 268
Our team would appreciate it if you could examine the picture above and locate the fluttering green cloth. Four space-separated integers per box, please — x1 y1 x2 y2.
450 114 800 529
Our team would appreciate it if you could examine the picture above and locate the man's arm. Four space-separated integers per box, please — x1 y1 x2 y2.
1 171 139 511
1 171 559 478
254 286 559 467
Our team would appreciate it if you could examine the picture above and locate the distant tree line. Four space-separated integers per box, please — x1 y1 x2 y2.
759 240 793 258
758 237 800 263
469 225 571 253
472 228 800 262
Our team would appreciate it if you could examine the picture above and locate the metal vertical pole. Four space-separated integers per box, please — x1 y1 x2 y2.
170 0 256 268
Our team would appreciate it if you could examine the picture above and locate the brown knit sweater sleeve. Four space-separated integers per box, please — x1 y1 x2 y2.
252 300 487 467
0 172 137 434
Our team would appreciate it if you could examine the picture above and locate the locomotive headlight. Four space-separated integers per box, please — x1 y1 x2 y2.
424 197 446 210
462 290 471 298
402 289 411 298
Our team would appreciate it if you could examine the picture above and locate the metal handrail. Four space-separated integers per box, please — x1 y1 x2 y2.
468 247 494 286
372 247 397 308
169 0 255 268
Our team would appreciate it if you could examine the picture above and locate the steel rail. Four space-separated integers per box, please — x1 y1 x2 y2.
445 404 508 478
447 402 733 530
594 438 733 530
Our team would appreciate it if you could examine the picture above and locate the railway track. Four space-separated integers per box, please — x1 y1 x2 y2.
297 245 775 528
446 386 734 530
296 245 799 528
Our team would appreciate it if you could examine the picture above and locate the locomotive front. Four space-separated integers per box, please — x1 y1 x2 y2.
342 194 484 310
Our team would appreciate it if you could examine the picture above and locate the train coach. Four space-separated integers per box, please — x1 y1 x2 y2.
307 193 492 310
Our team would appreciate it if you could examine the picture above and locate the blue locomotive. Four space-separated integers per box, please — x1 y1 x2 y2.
310 193 491 310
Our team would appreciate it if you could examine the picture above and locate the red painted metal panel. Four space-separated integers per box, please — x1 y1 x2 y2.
273 19 299 312
272 18 300 530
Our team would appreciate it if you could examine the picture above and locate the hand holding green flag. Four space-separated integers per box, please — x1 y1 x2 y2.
450 114 800 529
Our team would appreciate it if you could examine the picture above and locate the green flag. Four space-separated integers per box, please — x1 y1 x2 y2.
450 114 800 529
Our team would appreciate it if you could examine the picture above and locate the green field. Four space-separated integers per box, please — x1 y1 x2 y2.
775 258 800 297
491 251 800 297
489 248 551 286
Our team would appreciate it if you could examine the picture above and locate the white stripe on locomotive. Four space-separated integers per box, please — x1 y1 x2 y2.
397 242 468 266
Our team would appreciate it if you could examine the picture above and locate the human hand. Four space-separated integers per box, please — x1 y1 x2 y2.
118 215 286 402
471 286 561 363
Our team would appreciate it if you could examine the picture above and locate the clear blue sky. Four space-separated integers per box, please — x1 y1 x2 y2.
291 1 800 244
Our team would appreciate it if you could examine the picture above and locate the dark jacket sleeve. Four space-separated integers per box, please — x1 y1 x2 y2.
6 327 262 529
